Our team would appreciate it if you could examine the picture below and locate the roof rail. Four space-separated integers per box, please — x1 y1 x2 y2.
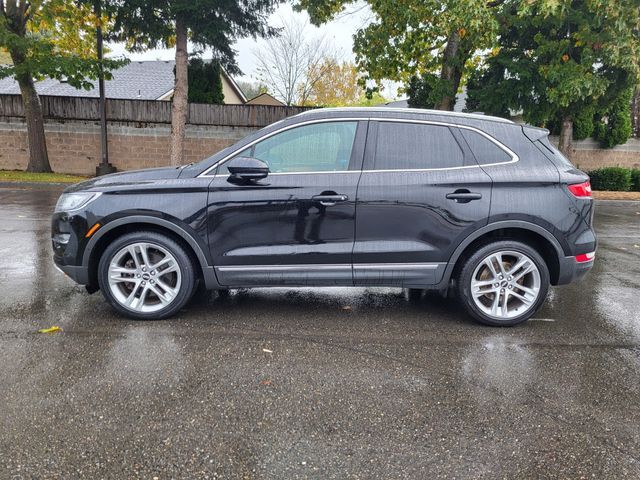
297 106 514 124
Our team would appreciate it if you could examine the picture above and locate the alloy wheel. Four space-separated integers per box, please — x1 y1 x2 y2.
470 250 541 320
107 242 182 313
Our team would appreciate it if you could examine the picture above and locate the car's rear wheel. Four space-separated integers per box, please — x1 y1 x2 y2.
457 241 549 326
98 231 196 320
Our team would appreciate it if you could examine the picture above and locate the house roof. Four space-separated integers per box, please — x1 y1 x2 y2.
0 60 176 100
245 92 285 106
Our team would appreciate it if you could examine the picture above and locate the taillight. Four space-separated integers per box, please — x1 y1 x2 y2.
575 252 595 263
568 180 592 198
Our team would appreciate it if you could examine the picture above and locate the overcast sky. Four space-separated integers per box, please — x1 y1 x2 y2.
106 3 373 85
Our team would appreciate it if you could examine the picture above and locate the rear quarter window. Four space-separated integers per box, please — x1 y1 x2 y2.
537 136 575 168
459 128 512 165
374 122 464 170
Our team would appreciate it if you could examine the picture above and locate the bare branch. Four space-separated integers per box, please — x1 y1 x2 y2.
254 16 337 106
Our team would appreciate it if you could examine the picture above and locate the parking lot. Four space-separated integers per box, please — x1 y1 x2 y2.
1 185 639 478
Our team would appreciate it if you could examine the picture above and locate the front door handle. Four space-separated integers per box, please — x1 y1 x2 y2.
446 189 482 203
312 194 349 206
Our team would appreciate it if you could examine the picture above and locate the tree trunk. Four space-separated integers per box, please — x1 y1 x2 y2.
10 51 52 173
170 15 189 166
436 31 470 111
558 116 574 159
632 86 639 138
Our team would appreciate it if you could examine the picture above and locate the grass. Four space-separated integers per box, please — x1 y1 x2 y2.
0 170 89 184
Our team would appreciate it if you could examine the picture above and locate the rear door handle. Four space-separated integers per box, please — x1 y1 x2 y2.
446 190 482 203
312 194 349 206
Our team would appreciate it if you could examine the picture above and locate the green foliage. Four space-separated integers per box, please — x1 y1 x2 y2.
572 105 596 140
631 169 640 192
105 0 281 75
187 58 224 104
298 0 503 107
466 1 640 134
594 88 633 148
351 91 389 107
464 61 511 118
0 1 126 88
406 73 438 109
588 167 632 192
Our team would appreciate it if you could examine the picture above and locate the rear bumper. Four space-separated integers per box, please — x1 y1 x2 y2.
556 255 594 285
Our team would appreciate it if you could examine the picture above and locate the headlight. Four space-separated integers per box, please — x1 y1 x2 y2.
54 192 101 213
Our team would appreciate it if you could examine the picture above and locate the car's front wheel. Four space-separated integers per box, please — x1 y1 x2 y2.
457 241 549 326
98 231 196 320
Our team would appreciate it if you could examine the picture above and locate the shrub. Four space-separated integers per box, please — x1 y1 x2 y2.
588 167 632 191
573 105 596 140
631 168 640 192
594 88 633 148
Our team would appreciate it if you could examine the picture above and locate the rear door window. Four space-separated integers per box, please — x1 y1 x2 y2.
373 122 465 170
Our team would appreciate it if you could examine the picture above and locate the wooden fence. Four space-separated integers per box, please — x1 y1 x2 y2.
0 94 312 127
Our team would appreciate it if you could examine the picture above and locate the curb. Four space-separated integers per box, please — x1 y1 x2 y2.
0 181 70 190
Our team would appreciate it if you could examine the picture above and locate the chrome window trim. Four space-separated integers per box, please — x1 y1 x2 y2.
198 117 518 178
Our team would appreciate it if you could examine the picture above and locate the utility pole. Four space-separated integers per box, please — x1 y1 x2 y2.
95 0 116 176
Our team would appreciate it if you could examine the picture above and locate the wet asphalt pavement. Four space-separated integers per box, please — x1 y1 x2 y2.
0 185 639 479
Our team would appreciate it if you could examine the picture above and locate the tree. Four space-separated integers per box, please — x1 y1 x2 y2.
632 87 640 138
255 17 334 106
466 0 640 157
305 59 360 106
236 80 268 100
106 0 280 166
298 0 503 110
187 58 223 104
0 0 122 172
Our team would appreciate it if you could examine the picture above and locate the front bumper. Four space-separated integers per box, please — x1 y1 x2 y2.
52 210 94 286
54 261 89 285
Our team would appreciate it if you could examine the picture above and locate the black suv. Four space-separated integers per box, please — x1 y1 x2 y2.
52 107 596 326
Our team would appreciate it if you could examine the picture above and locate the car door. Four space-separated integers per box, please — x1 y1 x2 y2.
206 119 367 286
353 120 496 286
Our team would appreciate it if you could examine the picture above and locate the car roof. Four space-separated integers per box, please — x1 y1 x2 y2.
295 106 515 126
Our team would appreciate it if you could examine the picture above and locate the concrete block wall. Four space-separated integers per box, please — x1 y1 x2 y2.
0 117 258 175
550 136 640 171
2 117 640 175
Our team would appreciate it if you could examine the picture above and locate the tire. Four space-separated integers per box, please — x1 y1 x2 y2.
98 231 197 320
457 240 550 326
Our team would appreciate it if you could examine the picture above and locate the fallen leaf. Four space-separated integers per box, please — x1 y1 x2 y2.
262 348 273 353
38 326 62 334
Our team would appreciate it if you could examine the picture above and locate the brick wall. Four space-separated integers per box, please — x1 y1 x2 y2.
0 117 258 175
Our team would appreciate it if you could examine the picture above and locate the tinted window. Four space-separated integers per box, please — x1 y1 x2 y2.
374 122 464 170
459 128 512 165
226 122 358 174
538 136 575 168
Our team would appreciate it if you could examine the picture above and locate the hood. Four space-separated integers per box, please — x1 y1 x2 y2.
64 166 182 193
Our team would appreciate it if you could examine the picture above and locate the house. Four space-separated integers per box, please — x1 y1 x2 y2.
0 60 276 106
246 92 286 106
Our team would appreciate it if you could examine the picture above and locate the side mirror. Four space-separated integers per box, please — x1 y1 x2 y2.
227 156 269 181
